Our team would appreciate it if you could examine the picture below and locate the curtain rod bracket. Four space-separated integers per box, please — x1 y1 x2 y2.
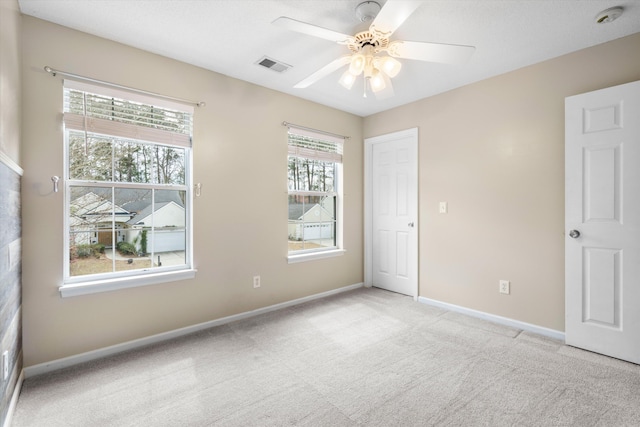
44 66 56 76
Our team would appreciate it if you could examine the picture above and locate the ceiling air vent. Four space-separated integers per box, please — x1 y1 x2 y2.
256 56 292 73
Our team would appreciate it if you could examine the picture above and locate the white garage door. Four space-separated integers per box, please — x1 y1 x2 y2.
152 229 185 252
303 223 332 240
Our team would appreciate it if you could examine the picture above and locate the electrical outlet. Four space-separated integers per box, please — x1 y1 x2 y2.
253 275 261 288
2 351 8 381
499 280 510 295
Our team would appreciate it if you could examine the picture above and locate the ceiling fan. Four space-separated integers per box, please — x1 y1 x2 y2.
273 0 475 98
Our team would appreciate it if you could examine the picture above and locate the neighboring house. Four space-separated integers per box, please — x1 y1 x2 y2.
69 192 134 247
126 201 186 252
70 190 185 252
288 197 335 241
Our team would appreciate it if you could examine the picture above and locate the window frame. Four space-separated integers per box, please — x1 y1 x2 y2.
286 128 345 263
59 81 196 297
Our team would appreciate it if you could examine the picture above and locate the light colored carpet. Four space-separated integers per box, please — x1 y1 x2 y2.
12 287 640 426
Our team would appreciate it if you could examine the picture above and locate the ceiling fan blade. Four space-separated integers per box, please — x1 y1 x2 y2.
388 40 475 64
294 56 352 88
370 1 422 38
273 17 354 44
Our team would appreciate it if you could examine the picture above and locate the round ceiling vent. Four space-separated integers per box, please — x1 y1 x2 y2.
355 1 381 22
595 6 624 24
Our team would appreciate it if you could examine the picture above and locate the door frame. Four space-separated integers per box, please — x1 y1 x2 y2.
364 127 419 299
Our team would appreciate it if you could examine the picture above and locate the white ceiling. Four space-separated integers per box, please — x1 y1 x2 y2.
18 0 640 117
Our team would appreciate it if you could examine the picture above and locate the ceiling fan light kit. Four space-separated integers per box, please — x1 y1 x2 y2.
339 44 398 95
274 0 475 98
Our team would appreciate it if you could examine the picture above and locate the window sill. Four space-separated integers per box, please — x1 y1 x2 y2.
59 269 197 298
287 249 346 264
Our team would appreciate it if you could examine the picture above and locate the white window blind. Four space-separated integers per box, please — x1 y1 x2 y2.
63 80 193 147
287 126 344 163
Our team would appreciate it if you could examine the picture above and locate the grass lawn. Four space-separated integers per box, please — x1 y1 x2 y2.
287 241 325 251
70 254 153 276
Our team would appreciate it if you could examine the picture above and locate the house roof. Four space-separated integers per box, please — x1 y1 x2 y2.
121 191 184 213
70 189 186 227
288 203 309 221
127 201 176 225
288 202 334 221
71 187 184 212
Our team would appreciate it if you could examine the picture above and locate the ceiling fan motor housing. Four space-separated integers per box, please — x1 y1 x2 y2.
348 30 389 54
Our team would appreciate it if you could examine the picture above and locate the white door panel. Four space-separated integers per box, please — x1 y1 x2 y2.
366 128 418 297
565 80 640 364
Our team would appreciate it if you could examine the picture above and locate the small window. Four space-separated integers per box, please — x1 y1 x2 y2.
62 80 194 292
287 127 343 256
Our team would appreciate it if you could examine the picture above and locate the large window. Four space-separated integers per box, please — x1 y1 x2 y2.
62 80 194 294
287 127 343 259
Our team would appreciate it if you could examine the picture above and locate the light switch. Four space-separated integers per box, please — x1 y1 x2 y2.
439 202 448 214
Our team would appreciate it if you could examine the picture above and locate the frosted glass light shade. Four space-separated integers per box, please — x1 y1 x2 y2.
349 54 366 75
339 69 357 89
376 56 402 78
369 69 386 93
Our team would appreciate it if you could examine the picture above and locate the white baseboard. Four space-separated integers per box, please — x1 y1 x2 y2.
24 282 364 378
418 297 565 342
3 369 24 427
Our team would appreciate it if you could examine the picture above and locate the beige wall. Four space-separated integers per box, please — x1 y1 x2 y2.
21 16 363 367
364 32 640 331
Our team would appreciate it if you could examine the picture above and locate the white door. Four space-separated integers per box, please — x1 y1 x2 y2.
365 128 418 297
565 80 640 364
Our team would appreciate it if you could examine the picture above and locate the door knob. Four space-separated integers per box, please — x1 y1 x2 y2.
569 230 581 238
408 222 415 228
